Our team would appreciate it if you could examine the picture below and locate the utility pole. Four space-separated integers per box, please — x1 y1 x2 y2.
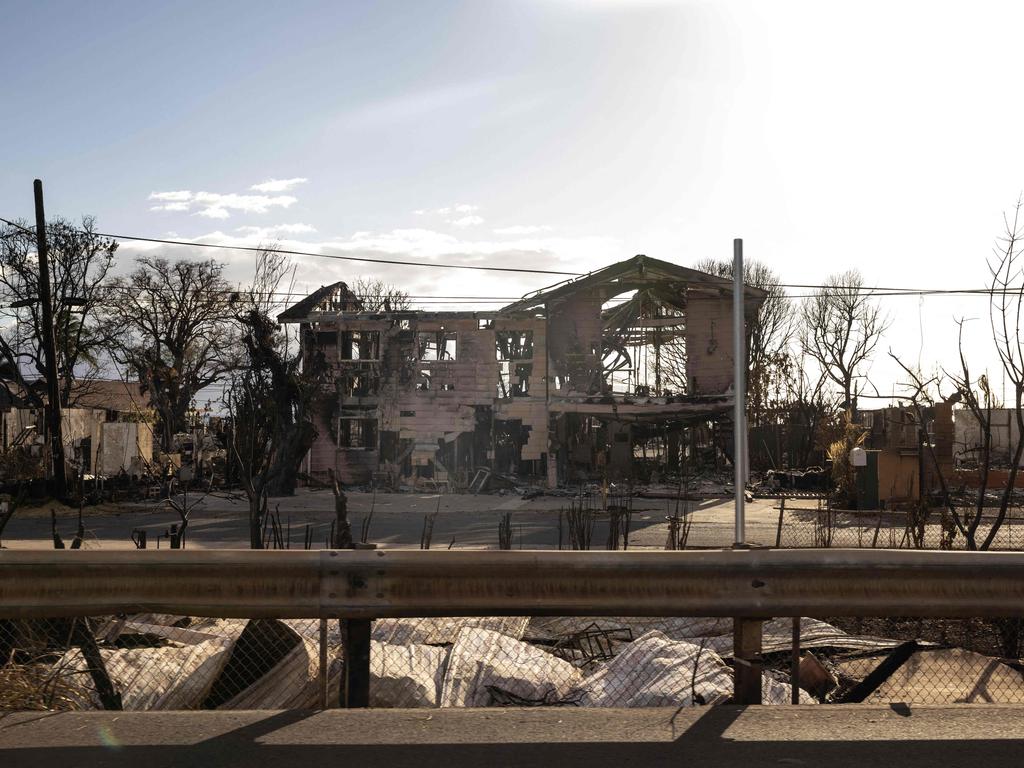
733 237 746 546
34 179 66 499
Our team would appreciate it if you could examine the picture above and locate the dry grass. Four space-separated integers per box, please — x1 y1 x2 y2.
0 660 84 711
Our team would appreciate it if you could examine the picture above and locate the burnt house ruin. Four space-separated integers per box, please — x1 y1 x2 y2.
279 255 766 488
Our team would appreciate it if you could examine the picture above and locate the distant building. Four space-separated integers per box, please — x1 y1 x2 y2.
1 379 154 478
280 255 766 488
858 403 954 505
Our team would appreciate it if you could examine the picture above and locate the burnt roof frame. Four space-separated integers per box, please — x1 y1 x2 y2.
500 254 767 316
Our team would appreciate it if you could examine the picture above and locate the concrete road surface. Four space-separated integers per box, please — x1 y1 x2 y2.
1 489 792 550
6 489 971 551
2 705 1022 767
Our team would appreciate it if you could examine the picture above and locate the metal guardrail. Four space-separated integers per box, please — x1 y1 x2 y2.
5 548 1024 706
3 548 1024 619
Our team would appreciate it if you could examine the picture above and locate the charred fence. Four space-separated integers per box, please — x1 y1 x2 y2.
3 549 1024 711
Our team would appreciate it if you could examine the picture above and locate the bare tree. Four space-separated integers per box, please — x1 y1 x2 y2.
350 276 411 312
889 344 984 549
799 270 890 410
229 249 327 548
781 353 839 467
692 259 796 424
658 322 689 396
979 199 1024 546
106 257 237 451
227 367 273 548
885 201 1024 550
0 217 117 405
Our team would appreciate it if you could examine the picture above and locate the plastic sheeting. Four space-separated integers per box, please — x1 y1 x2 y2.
57 638 232 710
440 627 583 707
219 637 321 710
526 616 899 657
570 630 800 707
571 630 733 707
373 617 531 645
107 615 321 711
371 640 450 707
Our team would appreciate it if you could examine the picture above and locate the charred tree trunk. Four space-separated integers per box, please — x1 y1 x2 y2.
265 421 316 497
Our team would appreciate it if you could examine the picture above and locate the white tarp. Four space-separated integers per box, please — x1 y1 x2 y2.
371 640 450 707
373 617 530 645
219 636 321 710
526 616 899 657
570 630 801 707
526 616 731 645
439 627 582 707
571 630 733 707
108 617 321 711
56 638 232 710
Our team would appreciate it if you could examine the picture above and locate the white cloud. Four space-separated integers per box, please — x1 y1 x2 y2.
193 191 298 214
416 203 480 218
123 225 616 276
197 206 231 219
147 187 299 219
149 190 192 202
116 224 622 315
235 223 318 237
449 215 485 228
249 177 308 193
493 225 553 235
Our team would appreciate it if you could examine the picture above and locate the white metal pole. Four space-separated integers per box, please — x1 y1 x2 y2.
733 238 746 546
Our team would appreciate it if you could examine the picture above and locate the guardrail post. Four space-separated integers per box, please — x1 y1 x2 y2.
790 616 800 704
319 618 329 708
342 618 372 708
733 617 763 705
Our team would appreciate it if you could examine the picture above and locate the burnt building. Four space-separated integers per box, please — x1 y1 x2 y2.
280 255 765 488
859 403 955 505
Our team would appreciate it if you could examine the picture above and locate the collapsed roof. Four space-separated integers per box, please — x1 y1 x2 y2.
501 254 768 314
277 281 362 322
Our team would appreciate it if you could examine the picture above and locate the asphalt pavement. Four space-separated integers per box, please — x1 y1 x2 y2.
0 490 789 550
2 705 1022 768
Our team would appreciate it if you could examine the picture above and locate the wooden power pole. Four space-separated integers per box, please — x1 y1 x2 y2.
34 179 66 499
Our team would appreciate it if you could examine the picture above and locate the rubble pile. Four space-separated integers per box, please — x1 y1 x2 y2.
16 612 987 712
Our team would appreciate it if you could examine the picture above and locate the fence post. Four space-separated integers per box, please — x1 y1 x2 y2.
342 618 372 708
775 497 786 548
733 617 763 705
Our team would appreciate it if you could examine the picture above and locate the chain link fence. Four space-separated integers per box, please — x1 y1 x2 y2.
4 611 1023 711
797 616 1024 704
770 497 1024 550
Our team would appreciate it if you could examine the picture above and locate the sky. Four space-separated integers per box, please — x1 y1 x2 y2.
3 0 1024 401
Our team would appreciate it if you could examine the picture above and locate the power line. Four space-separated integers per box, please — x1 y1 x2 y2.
1 216 578 276
99 231 581 277
89 285 520 300
4 214 1023 298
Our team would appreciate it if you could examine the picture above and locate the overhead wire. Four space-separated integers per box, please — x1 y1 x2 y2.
1 213 1020 300
0 218 579 277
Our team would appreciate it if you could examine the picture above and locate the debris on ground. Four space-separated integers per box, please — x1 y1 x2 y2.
12 612 1016 711
836 647 1024 704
